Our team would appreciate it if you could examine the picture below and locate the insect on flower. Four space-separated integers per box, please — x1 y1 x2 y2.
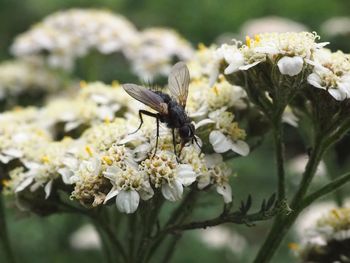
122 62 200 158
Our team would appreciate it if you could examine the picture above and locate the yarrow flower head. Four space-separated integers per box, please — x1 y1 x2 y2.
196 108 249 156
307 48 350 101
11 9 138 70
216 32 328 77
296 208 350 263
125 28 194 80
0 59 62 103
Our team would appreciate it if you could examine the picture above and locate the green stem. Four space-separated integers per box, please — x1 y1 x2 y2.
160 234 181 263
301 171 350 210
91 220 114 263
95 215 128 263
128 213 137 262
290 138 326 208
0 194 16 263
253 136 326 263
144 189 198 263
136 195 164 262
272 119 286 202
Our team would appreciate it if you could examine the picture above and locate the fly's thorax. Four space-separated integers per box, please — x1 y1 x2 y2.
166 101 188 127
155 91 172 103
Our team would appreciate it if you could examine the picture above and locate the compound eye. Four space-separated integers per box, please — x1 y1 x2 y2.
179 126 191 138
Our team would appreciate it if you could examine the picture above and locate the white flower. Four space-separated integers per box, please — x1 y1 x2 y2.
103 165 154 213
141 151 197 202
196 108 249 156
14 162 54 199
198 154 233 203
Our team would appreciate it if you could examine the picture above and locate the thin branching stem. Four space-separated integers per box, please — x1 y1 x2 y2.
160 234 182 263
165 209 278 233
300 172 350 210
253 135 326 263
144 188 198 263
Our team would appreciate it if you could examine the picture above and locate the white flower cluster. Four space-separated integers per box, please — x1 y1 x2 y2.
11 9 138 71
0 59 62 100
42 81 134 133
1 62 248 213
11 9 194 80
296 207 350 261
185 45 250 156
307 48 350 100
125 28 194 80
215 32 350 103
217 32 328 77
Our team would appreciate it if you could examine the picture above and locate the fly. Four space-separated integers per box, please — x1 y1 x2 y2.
122 62 200 159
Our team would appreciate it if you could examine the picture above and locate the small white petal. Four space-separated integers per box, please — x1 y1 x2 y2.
161 181 183 202
224 52 245 74
139 181 154 201
209 131 233 153
338 75 350 98
307 73 325 89
116 190 140 214
133 143 152 162
0 154 14 164
216 183 232 203
254 45 279 54
231 140 250 156
44 180 53 199
195 119 215 129
197 175 211 190
58 168 73 184
328 88 346 101
277 56 303 76
176 164 197 186
104 187 119 204
238 61 261 71
90 94 110 104
2 148 23 158
64 121 82 132
103 166 121 180
15 177 34 192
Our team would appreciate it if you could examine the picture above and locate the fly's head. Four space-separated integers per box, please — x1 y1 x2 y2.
179 123 195 145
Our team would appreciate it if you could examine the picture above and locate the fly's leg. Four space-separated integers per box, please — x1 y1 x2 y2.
152 116 160 158
130 110 158 134
171 128 180 162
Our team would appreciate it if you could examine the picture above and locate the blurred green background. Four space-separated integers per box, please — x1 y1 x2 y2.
1 0 350 262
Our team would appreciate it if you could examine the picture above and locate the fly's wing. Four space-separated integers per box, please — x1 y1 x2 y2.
168 62 190 108
122 84 168 114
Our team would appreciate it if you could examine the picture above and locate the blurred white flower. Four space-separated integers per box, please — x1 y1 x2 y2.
321 17 350 37
0 59 62 100
70 224 101 250
198 226 247 254
125 28 194 80
11 9 139 71
240 16 308 37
